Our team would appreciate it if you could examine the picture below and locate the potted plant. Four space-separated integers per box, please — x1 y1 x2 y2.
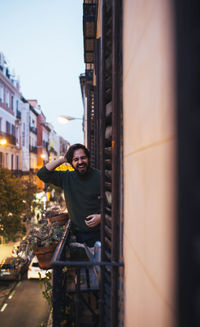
26 221 65 269
46 209 69 226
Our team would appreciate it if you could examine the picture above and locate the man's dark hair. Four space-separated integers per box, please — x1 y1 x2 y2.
66 143 90 165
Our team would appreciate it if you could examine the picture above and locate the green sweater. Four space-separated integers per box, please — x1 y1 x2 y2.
37 166 100 233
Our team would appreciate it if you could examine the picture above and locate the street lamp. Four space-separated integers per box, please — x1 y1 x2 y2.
41 154 46 159
0 138 7 146
57 115 82 125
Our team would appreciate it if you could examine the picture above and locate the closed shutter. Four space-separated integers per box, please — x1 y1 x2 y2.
87 84 98 168
99 1 123 327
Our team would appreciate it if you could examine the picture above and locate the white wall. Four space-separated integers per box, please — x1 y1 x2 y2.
123 1 176 326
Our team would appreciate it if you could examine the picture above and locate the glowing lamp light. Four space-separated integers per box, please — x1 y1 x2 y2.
41 154 46 159
57 115 82 124
0 138 7 146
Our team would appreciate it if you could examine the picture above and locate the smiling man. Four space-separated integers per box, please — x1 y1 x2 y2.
37 144 101 247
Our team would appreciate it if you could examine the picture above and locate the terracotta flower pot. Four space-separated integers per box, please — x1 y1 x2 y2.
34 243 58 269
48 213 68 226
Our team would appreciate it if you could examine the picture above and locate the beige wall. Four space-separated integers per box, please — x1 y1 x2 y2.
123 1 176 326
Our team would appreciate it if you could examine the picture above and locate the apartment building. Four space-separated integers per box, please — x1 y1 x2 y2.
46 122 60 161
28 100 50 170
0 52 21 170
0 53 70 178
29 103 38 172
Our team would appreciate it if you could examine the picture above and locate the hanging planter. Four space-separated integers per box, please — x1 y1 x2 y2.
48 212 68 226
34 243 58 269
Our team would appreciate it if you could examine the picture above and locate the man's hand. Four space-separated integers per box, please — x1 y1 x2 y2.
85 214 101 228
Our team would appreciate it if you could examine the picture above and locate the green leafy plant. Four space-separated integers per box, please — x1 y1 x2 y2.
39 271 53 310
26 221 65 251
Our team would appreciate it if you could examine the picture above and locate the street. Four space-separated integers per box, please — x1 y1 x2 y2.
0 279 50 327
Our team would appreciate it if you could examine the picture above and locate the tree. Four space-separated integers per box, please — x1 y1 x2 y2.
0 169 26 241
20 174 40 221
0 169 40 241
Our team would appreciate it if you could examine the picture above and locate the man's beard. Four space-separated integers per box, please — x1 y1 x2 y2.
74 162 90 175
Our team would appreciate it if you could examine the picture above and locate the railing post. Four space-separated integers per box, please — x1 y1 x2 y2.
52 266 65 327
75 267 81 327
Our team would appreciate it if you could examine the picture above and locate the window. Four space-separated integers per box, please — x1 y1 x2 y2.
16 127 19 144
11 154 14 170
6 121 10 134
12 124 15 136
6 92 10 108
0 86 3 103
11 96 14 111
5 153 8 168
16 155 19 171
0 152 3 168
16 100 18 111
22 123 25 146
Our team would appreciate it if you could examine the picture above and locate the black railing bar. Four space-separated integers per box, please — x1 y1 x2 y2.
52 260 124 267
51 220 71 263
75 267 81 327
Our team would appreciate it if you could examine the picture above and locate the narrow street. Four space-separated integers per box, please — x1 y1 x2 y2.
0 279 49 327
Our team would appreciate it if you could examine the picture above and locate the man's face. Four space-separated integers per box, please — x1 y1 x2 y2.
72 149 89 175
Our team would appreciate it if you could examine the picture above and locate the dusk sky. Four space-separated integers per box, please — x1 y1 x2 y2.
0 0 85 145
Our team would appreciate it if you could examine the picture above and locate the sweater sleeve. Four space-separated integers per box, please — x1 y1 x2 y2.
37 166 66 188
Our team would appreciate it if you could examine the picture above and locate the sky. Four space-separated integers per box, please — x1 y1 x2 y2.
0 0 85 145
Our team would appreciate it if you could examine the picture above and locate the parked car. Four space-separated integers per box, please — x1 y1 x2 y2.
27 256 52 279
0 257 29 281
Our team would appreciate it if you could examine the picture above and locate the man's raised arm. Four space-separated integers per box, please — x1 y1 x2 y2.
45 156 66 171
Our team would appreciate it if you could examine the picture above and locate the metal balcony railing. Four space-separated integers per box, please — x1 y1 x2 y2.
0 131 16 146
83 2 96 63
16 110 21 119
51 221 123 327
42 141 49 150
29 145 37 153
30 126 37 134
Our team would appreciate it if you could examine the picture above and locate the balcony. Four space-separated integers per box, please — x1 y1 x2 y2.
83 2 96 63
42 141 49 151
52 223 100 327
51 221 123 327
16 110 21 120
0 131 16 146
30 126 37 134
29 145 37 154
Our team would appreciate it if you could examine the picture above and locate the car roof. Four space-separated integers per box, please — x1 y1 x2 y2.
30 256 39 264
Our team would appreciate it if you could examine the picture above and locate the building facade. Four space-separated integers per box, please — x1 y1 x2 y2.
78 1 200 327
29 103 38 172
0 53 69 182
79 1 181 327
0 52 22 171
